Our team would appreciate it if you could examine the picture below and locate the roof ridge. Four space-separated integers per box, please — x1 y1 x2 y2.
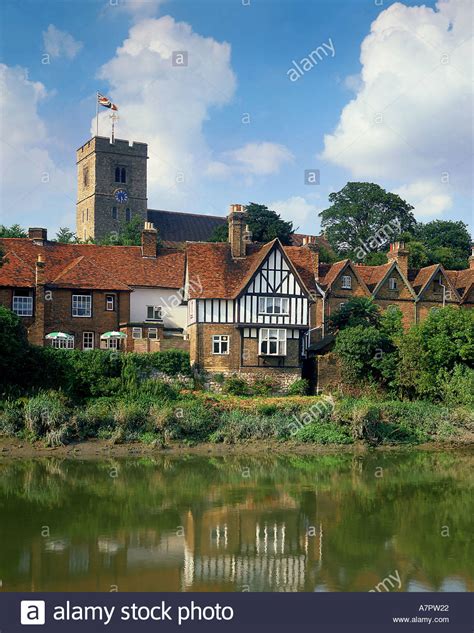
149 208 227 220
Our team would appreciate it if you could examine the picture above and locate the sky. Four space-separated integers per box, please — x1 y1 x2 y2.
0 0 472 238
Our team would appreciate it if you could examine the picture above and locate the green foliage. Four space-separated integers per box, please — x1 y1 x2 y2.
320 182 416 257
0 399 25 436
0 307 30 390
294 421 353 444
223 375 252 396
287 378 310 396
438 365 474 408
330 297 381 330
363 251 388 266
97 216 151 246
335 325 392 384
209 203 294 245
165 401 218 442
55 227 76 243
24 392 69 439
0 224 27 238
252 377 277 396
406 240 430 269
210 410 291 443
415 220 471 270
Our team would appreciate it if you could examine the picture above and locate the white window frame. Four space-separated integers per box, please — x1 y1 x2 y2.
388 277 397 291
132 327 142 339
105 295 115 311
72 294 92 317
259 328 287 356
146 305 162 321
212 335 230 355
12 295 33 317
83 332 94 350
51 337 74 350
258 297 289 315
341 275 352 289
107 338 119 350
148 328 158 339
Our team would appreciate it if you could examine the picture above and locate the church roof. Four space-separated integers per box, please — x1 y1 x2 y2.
147 209 226 243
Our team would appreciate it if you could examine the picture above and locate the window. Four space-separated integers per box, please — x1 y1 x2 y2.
388 277 397 290
72 294 92 317
341 275 352 289
259 328 287 356
83 167 89 187
212 335 229 354
146 305 162 321
125 208 131 222
83 332 94 350
86 208 89 221
107 338 119 350
105 295 115 311
148 328 158 339
132 327 142 339
12 295 33 317
112 207 118 220
258 297 289 315
115 166 126 183
51 337 74 349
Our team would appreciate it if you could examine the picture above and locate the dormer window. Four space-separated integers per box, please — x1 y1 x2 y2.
341 275 352 289
115 166 127 183
388 277 397 290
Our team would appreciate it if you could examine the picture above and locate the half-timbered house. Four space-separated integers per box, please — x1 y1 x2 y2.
185 205 320 388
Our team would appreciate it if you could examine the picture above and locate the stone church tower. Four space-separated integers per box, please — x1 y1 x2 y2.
76 136 148 241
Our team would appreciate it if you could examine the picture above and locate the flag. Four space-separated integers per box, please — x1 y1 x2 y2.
98 93 118 111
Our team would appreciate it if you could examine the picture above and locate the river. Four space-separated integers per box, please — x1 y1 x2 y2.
0 450 472 592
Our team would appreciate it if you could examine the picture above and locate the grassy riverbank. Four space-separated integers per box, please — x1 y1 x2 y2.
1 388 473 449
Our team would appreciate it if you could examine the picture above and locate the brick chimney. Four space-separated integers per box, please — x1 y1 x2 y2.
303 236 320 281
387 241 409 277
141 222 158 258
29 254 46 346
228 204 247 258
469 243 474 270
28 228 47 244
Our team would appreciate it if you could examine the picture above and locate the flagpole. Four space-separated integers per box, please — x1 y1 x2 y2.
96 91 99 137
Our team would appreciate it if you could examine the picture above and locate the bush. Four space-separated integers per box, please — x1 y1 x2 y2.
223 375 252 396
75 399 115 439
0 399 25 436
24 392 69 439
294 421 353 444
439 365 474 407
165 401 218 442
287 378 309 396
210 410 291 444
252 377 277 396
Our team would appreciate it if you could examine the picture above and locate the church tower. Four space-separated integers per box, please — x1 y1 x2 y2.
76 136 148 241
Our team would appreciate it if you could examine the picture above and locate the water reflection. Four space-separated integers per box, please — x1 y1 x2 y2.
0 451 472 592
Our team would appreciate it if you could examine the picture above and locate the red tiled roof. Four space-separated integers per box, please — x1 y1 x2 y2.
445 269 474 300
408 264 439 294
0 239 185 291
318 259 349 288
185 240 318 299
356 263 393 290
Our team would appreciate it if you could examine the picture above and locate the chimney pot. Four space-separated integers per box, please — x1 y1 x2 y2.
141 223 158 258
29 228 47 243
228 203 247 258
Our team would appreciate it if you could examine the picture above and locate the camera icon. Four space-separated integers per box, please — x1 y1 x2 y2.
20 600 45 625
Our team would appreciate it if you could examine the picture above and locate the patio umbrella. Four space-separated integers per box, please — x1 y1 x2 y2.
100 331 126 339
45 332 74 340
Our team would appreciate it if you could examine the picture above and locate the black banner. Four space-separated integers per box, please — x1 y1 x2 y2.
0 592 472 632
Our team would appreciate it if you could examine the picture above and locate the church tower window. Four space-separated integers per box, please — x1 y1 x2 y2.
112 207 118 220
125 208 131 222
115 166 121 183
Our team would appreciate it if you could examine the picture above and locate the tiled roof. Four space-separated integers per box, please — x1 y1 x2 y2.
147 208 324 247
445 269 474 300
0 239 185 290
408 264 439 294
318 259 349 288
185 241 318 299
356 263 393 291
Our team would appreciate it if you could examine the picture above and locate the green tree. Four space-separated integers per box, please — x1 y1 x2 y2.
416 220 471 269
209 203 294 245
98 216 149 246
55 227 77 243
406 240 429 269
396 307 474 399
0 224 27 238
319 182 416 257
330 297 381 331
0 307 30 389
334 325 392 384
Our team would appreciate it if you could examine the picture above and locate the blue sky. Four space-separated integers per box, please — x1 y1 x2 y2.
0 0 472 237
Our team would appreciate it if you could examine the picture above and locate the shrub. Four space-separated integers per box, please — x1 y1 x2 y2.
24 392 69 438
0 399 25 436
223 375 252 396
113 402 149 435
252 377 277 396
210 410 291 444
287 378 309 396
75 399 115 439
439 365 474 407
165 401 218 442
294 421 353 444
0 307 30 390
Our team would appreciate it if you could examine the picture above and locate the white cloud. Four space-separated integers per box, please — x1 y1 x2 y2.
321 0 472 218
226 142 294 176
269 196 319 231
0 64 74 231
42 25 83 60
395 180 452 217
95 16 237 209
